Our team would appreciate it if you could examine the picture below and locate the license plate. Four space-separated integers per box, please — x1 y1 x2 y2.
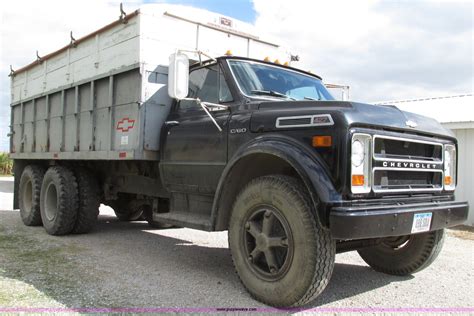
411 212 432 233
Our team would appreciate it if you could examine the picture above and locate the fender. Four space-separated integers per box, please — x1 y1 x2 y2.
210 134 343 230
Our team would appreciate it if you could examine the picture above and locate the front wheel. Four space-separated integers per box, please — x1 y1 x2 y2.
358 229 445 276
228 175 335 307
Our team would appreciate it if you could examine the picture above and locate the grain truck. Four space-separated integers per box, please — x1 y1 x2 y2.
9 4 468 307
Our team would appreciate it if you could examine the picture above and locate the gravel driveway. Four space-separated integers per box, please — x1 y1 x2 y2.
0 177 473 313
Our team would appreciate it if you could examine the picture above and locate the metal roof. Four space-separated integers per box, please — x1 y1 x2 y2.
376 94 474 125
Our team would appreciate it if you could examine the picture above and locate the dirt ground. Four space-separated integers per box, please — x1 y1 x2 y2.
0 209 473 314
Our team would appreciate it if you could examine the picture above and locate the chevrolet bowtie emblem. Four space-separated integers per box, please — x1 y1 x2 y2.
406 120 418 128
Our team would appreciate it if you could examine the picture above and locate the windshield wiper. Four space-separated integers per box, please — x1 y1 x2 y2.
304 96 321 101
251 90 295 100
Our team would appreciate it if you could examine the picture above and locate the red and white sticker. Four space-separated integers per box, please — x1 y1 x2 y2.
116 118 135 132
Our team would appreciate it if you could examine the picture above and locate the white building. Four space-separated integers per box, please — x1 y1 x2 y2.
378 94 474 226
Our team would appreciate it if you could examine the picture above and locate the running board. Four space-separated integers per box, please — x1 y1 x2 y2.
152 212 212 231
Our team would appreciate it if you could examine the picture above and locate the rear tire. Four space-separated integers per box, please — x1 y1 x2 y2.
72 168 100 234
19 165 45 226
40 166 79 235
228 175 335 307
358 229 445 276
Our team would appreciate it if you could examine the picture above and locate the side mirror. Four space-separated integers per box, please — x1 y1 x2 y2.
168 52 189 100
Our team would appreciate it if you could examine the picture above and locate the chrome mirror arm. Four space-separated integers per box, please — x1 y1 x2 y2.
180 98 226 132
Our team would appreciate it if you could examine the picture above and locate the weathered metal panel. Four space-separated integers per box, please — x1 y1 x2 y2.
79 84 93 151
64 115 77 152
142 65 172 151
113 69 141 151
449 128 474 226
11 105 22 153
23 101 35 153
93 77 111 151
114 103 139 151
64 88 77 152
49 92 62 152
10 15 140 104
95 108 110 151
95 77 109 109
114 69 141 105
35 97 48 152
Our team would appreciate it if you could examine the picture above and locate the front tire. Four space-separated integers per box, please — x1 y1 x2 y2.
228 175 335 307
40 166 79 235
358 229 445 276
19 165 45 226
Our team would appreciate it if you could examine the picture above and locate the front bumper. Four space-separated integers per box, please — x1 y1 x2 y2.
330 200 469 239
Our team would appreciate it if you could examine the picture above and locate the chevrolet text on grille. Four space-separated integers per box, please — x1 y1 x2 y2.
381 161 439 169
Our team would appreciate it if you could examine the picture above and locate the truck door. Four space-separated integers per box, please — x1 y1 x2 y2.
160 63 233 196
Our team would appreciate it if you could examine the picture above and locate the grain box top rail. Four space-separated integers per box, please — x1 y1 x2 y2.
10 10 140 77
10 5 282 77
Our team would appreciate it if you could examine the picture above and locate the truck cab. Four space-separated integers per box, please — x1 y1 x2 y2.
157 53 468 305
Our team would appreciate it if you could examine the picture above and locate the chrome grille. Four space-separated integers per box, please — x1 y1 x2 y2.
372 135 444 193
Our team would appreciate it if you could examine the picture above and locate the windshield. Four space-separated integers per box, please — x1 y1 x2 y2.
228 60 335 101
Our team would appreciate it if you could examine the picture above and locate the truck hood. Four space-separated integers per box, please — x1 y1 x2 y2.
250 101 455 139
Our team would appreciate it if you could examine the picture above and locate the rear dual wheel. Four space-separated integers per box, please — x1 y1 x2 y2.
40 166 79 235
72 168 100 234
19 165 45 226
19 164 99 235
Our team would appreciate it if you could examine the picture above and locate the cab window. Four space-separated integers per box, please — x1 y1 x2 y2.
179 64 233 111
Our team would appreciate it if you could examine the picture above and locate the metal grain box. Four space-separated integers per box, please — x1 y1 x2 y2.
9 4 288 161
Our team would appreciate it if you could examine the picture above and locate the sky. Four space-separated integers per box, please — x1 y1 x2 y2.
0 0 472 151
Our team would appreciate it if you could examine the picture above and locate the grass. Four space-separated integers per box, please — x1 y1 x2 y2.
0 153 12 176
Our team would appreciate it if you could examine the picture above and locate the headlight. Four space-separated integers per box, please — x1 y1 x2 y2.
351 140 365 167
444 144 456 191
351 133 372 194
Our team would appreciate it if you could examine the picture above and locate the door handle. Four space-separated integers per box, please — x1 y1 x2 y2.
164 121 180 128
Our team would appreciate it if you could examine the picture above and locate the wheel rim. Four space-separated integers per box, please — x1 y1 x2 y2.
22 180 33 212
382 235 411 250
242 205 294 281
44 182 58 221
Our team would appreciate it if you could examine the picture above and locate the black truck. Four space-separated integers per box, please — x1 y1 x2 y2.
9 8 468 307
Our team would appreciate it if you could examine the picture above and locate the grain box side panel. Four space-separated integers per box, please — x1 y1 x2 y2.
35 96 48 152
11 72 26 104
22 100 34 153
141 64 172 151
49 92 63 152
94 77 111 151
79 83 93 151
64 88 78 152
11 105 22 153
113 69 141 151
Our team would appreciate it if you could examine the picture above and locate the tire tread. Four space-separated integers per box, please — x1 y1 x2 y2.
358 229 445 276
72 168 100 234
19 165 45 226
41 166 79 235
